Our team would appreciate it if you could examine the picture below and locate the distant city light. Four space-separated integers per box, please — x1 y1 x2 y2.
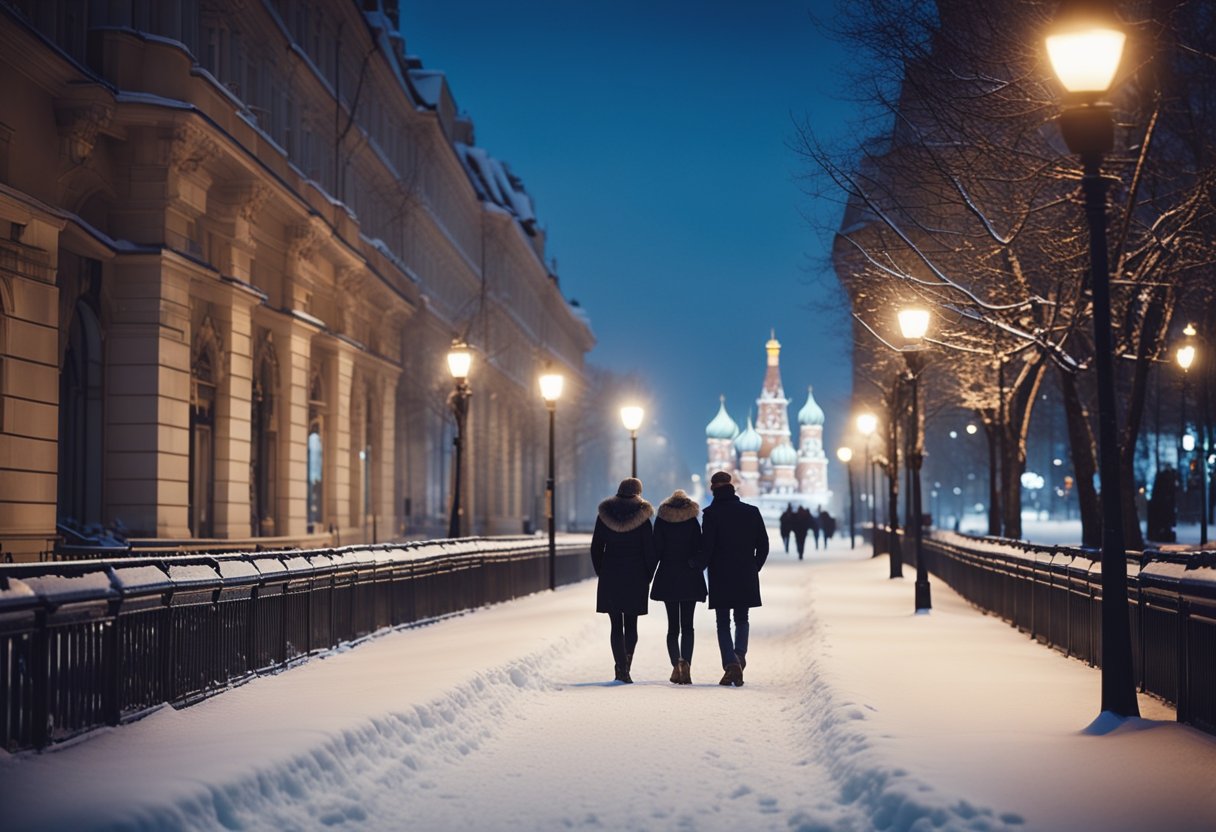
965 423 978 435
1021 472 1045 490
1053 458 1063 466
949 430 958 439
1183 434 1197 452
952 486 962 496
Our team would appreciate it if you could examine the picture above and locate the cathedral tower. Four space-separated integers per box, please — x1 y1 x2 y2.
755 330 792 460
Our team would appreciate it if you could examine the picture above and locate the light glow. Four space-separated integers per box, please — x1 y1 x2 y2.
1183 434 1197 452
446 342 472 380
966 423 978 435
897 308 931 341
836 446 854 463
857 413 878 436
539 372 565 402
1046 28 1126 94
620 405 644 432
1177 344 1196 371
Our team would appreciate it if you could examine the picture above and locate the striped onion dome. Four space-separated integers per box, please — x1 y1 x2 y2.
769 440 798 466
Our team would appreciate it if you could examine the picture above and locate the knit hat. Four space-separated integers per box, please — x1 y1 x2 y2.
616 477 643 498
709 471 733 491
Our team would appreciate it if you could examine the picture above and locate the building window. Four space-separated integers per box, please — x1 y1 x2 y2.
57 293 104 530
189 347 217 537
251 342 278 537
307 366 325 532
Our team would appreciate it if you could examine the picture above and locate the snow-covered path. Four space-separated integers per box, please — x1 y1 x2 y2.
4 540 1216 831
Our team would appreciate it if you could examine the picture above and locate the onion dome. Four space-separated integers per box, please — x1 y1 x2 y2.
734 415 762 453
705 396 739 440
769 440 798 466
798 386 825 426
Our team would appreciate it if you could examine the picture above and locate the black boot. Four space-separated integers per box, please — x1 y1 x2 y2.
620 653 633 684
719 663 742 686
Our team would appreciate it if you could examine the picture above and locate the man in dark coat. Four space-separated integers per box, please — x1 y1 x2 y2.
590 477 656 683
700 471 769 687
779 504 794 553
792 505 810 559
820 509 836 546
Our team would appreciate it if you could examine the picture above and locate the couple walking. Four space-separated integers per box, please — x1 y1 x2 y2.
589 471 769 687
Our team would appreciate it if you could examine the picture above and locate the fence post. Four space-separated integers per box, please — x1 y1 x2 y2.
31 608 49 749
1177 596 1190 724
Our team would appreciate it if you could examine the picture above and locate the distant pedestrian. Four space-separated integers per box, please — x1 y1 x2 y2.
651 490 704 685
779 504 794 554
793 506 810 559
700 471 769 687
820 509 836 546
812 505 824 549
590 477 657 684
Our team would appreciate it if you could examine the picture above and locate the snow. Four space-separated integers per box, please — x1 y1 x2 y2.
3 537 1215 831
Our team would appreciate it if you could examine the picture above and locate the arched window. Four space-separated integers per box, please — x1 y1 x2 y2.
189 342 217 537
251 338 278 537
307 365 325 532
57 297 104 530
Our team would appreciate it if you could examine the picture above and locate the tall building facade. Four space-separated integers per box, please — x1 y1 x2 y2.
704 333 830 519
0 0 594 561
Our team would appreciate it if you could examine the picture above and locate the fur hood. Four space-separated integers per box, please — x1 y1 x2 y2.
597 495 654 533
658 491 699 523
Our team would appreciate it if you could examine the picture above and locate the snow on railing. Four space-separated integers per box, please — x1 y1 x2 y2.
0 536 593 752
908 530 1216 737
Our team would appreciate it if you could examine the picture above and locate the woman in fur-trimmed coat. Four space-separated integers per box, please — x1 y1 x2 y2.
590 477 657 684
650 490 704 685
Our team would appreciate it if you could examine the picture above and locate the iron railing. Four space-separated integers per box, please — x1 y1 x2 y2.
0 536 592 752
877 528 1216 735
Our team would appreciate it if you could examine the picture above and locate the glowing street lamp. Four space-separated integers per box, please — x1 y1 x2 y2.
620 405 644 478
539 369 564 590
446 341 472 539
898 306 932 612
1046 0 1137 717
837 446 855 549
1176 326 1207 545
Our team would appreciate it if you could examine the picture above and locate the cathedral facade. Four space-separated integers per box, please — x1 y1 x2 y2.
704 333 830 520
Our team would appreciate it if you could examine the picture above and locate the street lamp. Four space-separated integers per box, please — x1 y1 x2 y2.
539 368 564 591
1177 328 1207 545
898 307 931 612
857 412 879 558
620 405 644 478
1046 0 1138 717
446 340 472 539
837 446 855 549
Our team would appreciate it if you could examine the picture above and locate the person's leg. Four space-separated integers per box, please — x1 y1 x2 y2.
623 614 639 659
733 607 750 663
664 601 681 666
715 606 735 669
680 600 696 663
608 612 625 669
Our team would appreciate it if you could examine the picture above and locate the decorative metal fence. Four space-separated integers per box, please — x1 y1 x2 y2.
0 537 593 752
880 529 1216 735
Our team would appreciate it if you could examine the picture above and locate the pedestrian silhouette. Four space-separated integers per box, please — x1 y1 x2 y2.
700 471 768 687
651 489 704 685
779 504 794 554
590 477 656 683
820 508 836 547
793 506 811 559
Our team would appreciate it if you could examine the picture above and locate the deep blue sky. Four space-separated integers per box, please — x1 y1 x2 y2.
403 0 858 497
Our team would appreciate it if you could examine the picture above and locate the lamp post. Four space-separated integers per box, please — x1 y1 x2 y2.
539 369 564 591
1046 0 1137 716
858 413 879 557
446 341 472 539
1177 327 1206 545
837 446 855 549
898 307 931 612
621 405 644 478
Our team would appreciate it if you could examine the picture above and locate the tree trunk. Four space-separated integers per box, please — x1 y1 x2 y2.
1058 366 1102 547
1001 428 1025 539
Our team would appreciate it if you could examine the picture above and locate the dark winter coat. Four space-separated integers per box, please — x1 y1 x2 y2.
649 493 706 602
701 488 769 609
792 507 812 543
590 494 656 615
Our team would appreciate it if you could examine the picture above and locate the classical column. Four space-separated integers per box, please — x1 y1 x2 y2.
209 286 257 539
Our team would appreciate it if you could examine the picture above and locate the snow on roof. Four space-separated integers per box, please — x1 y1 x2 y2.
409 70 445 109
456 143 537 230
